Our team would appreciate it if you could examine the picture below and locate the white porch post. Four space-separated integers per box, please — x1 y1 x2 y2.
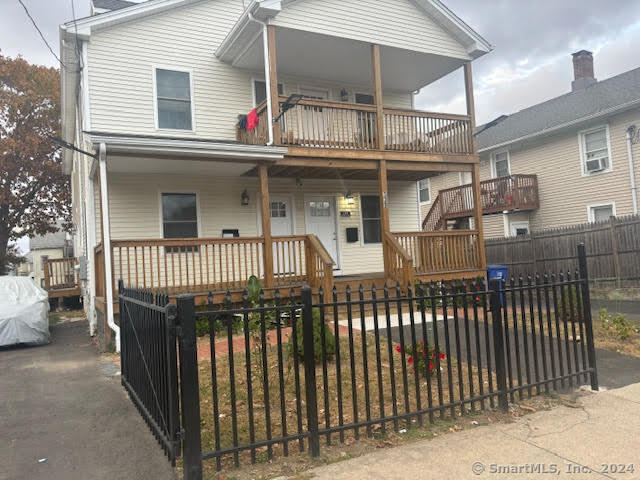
99 143 120 352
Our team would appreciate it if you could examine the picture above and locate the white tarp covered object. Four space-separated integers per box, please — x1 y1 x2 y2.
0 276 50 346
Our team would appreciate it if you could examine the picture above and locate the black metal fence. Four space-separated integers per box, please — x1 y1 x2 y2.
118 281 181 463
119 245 598 480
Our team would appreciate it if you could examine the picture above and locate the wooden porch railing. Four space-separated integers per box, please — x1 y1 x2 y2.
304 234 334 293
383 108 473 154
383 231 414 287
394 230 481 275
43 257 79 291
422 174 540 231
236 100 269 145
101 235 333 295
236 96 474 155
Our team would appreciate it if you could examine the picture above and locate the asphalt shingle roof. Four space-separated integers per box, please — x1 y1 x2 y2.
476 66 640 151
93 0 138 11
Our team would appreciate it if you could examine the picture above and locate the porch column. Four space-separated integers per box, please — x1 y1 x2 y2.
266 25 280 144
371 44 385 150
258 164 275 288
464 62 487 268
378 159 391 272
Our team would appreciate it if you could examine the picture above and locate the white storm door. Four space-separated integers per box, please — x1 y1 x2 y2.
305 197 339 270
269 195 294 274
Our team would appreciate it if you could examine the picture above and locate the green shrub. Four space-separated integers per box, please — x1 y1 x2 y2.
288 308 336 364
599 308 635 340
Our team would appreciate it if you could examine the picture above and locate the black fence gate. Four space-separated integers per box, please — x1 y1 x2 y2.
119 282 181 463
119 244 598 480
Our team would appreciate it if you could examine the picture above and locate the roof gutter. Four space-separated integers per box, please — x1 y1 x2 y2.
479 98 640 154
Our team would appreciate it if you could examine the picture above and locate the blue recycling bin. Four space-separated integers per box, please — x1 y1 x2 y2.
487 265 509 305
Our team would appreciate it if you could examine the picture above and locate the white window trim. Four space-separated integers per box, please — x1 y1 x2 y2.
490 149 511 178
417 178 431 204
250 77 286 108
587 201 616 223
509 221 530 237
579 124 613 176
157 190 202 240
152 65 196 133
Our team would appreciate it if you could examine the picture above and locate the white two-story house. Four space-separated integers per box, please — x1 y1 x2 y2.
60 0 491 349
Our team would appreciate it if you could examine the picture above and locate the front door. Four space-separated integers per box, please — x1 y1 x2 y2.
305 197 339 270
269 195 294 274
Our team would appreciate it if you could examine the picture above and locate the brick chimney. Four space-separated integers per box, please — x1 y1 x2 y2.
571 50 597 91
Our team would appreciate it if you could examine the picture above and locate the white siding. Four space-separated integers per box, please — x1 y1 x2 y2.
87 0 415 140
106 170 418 276
272 0 469 59
423 108 640 237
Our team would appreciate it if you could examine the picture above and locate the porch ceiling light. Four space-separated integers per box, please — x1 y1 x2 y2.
241 189 250 206
274 94 304 123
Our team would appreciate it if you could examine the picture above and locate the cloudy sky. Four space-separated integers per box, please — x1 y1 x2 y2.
2 0 640 251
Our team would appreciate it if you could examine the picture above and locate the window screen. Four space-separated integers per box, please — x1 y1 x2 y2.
162 193 198 238
591 205 613 223
156 69 192 130
361 195 382 244
493 152 510 177
418 179 430 203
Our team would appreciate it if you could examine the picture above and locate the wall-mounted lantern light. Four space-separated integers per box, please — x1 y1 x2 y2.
345 190 355 205
241 189 249 206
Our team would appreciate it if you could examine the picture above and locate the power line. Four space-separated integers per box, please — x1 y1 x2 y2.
17 0 67 69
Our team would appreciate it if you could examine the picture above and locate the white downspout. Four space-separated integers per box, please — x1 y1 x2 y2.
626 125 638 215
248 11 274 146
99 143 120 352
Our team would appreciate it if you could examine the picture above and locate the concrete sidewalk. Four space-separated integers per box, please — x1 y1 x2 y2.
304 384 640 480
0 321 176 480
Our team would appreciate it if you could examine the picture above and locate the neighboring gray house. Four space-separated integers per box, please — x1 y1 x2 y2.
29 229 72 289
422 51 640 237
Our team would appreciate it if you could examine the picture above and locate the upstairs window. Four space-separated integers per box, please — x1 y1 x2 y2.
580 126 611 175
162 193 198 239
361 195 382 244
491 151 510 178
156 68 193 130
418 179 431 203
253 80 284 106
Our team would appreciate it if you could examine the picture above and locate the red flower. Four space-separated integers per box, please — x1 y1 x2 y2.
396 345 402 353
429 362 434 371
440 353 446 360
408 356 413 364
419 340 424 346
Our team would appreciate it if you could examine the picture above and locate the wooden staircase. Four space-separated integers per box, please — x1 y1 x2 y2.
422 174 539 231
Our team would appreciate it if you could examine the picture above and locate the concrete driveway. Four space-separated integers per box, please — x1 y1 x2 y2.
0 321 176 480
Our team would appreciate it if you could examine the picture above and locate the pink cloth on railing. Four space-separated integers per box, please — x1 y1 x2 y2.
246 108 259 131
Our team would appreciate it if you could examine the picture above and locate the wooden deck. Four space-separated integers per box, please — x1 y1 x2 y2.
44 257 81 300
423 174 539 231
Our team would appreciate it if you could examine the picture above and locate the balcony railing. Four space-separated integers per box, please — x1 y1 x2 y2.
423 174 540 231
43 257 80 296
237 97 474 155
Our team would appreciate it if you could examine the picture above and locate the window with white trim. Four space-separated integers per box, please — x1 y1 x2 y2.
162 193 198 238
580 126 611 174
418 178 430 203
361 195 382 244
156 69 192 130
492 151 510 178
589 203 614 223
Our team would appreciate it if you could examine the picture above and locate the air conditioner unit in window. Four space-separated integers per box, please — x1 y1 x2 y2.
585 157 607 173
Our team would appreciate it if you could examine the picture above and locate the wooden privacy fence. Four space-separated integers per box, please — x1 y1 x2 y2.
485 215 640 281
